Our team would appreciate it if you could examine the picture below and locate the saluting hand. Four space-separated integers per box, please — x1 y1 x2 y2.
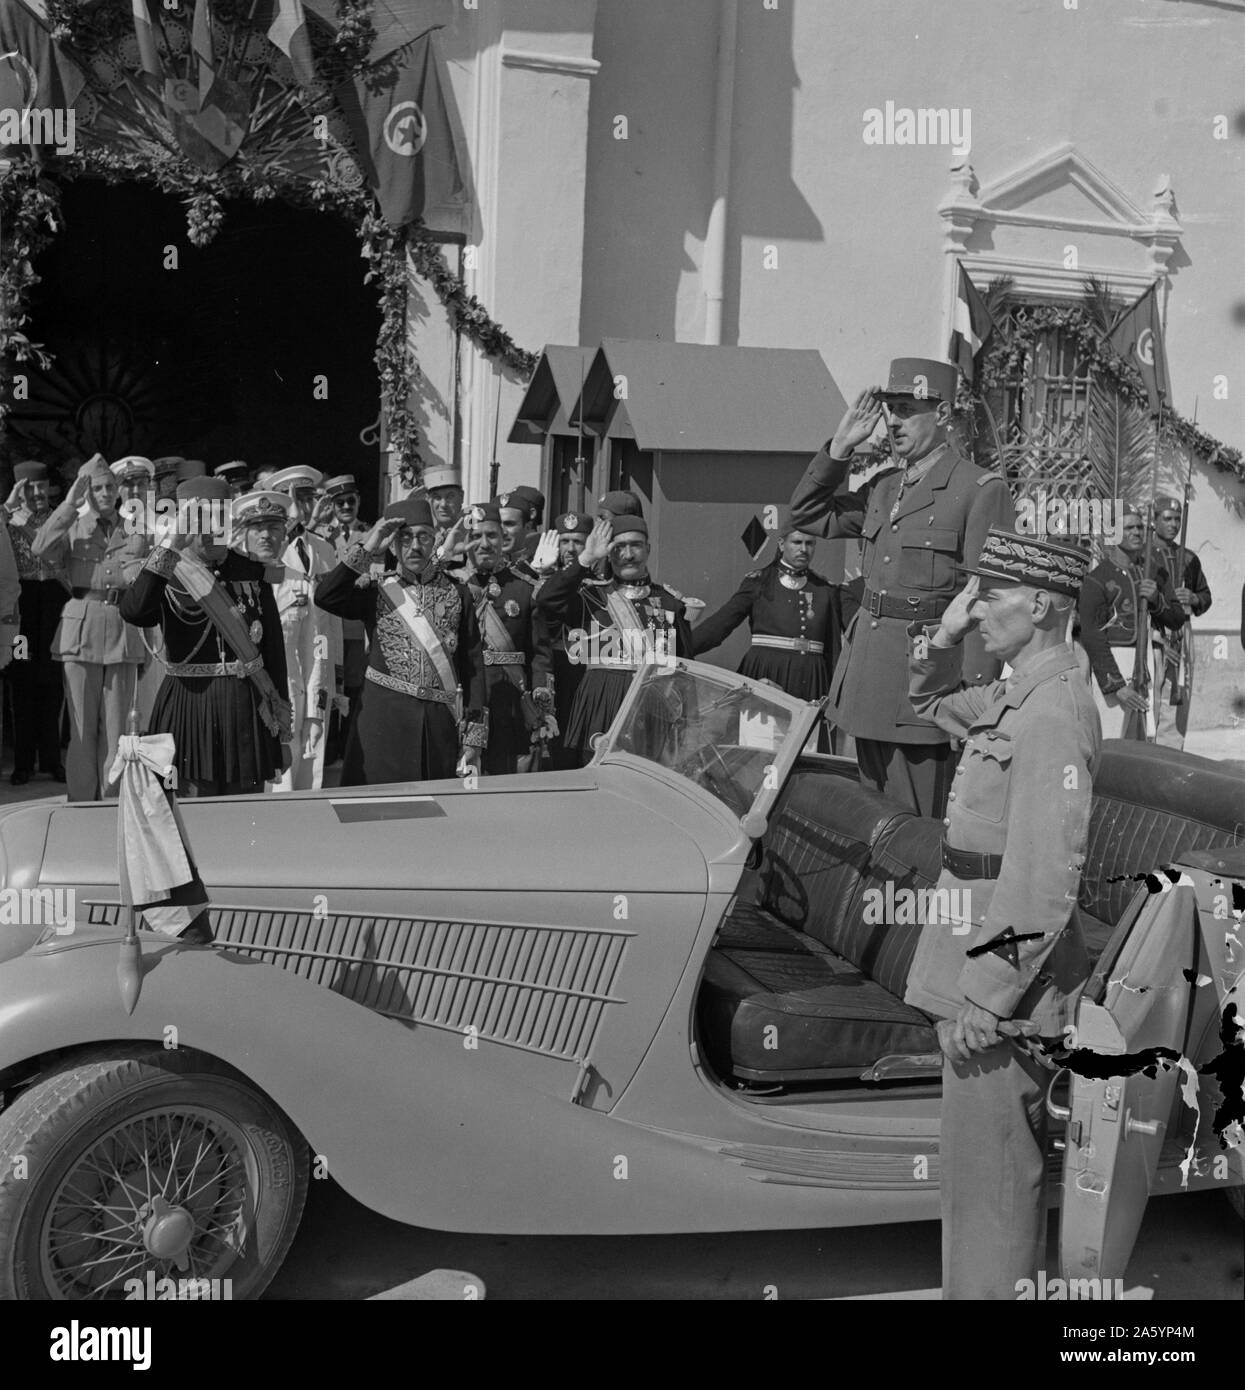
829 387 885 458
932 576 980 647
4 479 27 511
362 516 405 555
531 529 560 574
580 517 613 568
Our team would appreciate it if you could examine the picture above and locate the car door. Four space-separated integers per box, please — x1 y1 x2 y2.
1056 881 1198 1285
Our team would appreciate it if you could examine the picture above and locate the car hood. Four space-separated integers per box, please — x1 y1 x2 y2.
5 766 727 910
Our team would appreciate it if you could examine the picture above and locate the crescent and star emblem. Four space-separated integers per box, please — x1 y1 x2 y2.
383 100 428 157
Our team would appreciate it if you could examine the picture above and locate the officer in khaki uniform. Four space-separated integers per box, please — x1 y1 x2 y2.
33 455 147 800
904 529 1100 1299
789 358 1014 816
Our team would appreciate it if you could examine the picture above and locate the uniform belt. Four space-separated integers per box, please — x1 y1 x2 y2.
751 635 824 654
366 665 455 706
942 841 1003 880
862 588 945 621
165 657 262 680
483 649 525 666
72 587 123 605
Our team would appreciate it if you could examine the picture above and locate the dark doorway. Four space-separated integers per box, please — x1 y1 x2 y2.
8 179 383 509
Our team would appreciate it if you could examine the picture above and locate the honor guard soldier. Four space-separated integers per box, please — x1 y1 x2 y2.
120 480 291 796
266 465 341 790
464 502 555 773
596 490 643 524
314 494 487 786
692 519 842 706
534 514 693 765
313 474 371 762
33 455 148 800
1077 507 1184 741
3 462 67 784
1150 494 1212 749
789 358 1015 816
214 460 251 497
497 489 542 585
904 530 1098 1299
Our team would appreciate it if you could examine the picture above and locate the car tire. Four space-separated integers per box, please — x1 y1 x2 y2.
1226 1185 1245 1223
0 1044 308 1301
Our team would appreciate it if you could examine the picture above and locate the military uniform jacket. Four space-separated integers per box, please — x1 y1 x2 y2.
314 517 370 644
691 562 839 655
1155 539 1211 617
534 556 694 667
1077 549 1185 696
463 565 552 693
789 441 1014 743
273 524 341 715
32 498 147 664
903 641 1102 1030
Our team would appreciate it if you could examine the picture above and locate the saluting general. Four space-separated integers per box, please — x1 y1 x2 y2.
903 530 1099 1299
314 495 488 786
534 515 693 765
789 358 1014 817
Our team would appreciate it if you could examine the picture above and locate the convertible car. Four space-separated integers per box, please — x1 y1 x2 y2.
0 658 1240 1300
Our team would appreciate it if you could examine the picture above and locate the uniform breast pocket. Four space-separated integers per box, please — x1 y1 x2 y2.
898 527 960 592
961 735 1013 823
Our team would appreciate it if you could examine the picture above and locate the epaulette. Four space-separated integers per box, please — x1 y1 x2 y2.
663 584 687 601
977 472 1004 486
263 564 285 585
583 576 610 587
744 569 763 580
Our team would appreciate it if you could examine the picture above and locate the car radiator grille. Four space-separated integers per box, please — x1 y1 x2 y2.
86 902 631 1063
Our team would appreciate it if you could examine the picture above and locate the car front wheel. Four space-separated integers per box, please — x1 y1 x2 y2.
0 1045 308 1301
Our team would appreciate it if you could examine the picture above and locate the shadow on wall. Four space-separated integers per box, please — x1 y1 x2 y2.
580 0 823 345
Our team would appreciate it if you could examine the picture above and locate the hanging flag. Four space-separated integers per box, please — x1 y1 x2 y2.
131 0 162 80
267 0 315 88
1 2 87 149
192 0 215 101
333 28 469 229
947 261 996 387
1108 281 1170 416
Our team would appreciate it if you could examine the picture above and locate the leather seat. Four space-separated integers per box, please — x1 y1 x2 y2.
698 743 1245 1087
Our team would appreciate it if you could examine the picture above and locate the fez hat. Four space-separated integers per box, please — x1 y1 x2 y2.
384 495 435 530
176 476 231 503
422 462 462 491
14 461 47 483
469 501 502 525
233 490 291 527
152 455 185 479
968 528 1089 599
597 489 642 518
509 484 545 519
610 514 649 542
880 357 960 406
177 458 208 483
268 465 323 493
324 474 358 499
555 510 592 537
497 490 535 521
214 460 250 482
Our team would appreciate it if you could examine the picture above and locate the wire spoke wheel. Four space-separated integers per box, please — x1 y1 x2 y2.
0 1047 308 1302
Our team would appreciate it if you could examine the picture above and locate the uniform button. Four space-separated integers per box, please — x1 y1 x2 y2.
891 525 898 532
942 817 951 827
1059 674 1068 681
882 556 890 563
955 766 964 776
870 620 879 629
948 791 956 801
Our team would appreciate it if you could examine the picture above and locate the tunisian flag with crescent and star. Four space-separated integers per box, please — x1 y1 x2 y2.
333 27 469 228
1108 281 1170 416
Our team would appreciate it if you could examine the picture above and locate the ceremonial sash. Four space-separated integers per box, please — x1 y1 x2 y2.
171 552 293 742
380 576 460 708
601 586 672 666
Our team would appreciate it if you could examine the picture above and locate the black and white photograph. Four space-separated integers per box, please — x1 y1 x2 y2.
0 0 1240 1338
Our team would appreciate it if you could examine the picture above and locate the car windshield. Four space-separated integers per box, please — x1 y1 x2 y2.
601 662 802 819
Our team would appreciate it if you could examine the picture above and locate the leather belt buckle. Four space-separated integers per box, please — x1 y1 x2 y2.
866 589 884 618
792 638 810 654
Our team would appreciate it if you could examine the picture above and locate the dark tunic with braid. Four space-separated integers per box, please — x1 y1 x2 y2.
120 548 288 792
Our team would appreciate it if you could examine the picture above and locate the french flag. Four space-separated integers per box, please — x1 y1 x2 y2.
131 0 162 79
948 261 997 388
268 0 315 87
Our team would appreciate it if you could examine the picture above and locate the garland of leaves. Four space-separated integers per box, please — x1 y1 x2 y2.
0 1 540 484
972 295 1243 481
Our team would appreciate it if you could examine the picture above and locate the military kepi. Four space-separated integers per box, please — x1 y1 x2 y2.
881 357 960 405
968 528 1090 598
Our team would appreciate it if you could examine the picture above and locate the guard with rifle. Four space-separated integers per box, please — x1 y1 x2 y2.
1150 491 1212 750
1076 507 1184 740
